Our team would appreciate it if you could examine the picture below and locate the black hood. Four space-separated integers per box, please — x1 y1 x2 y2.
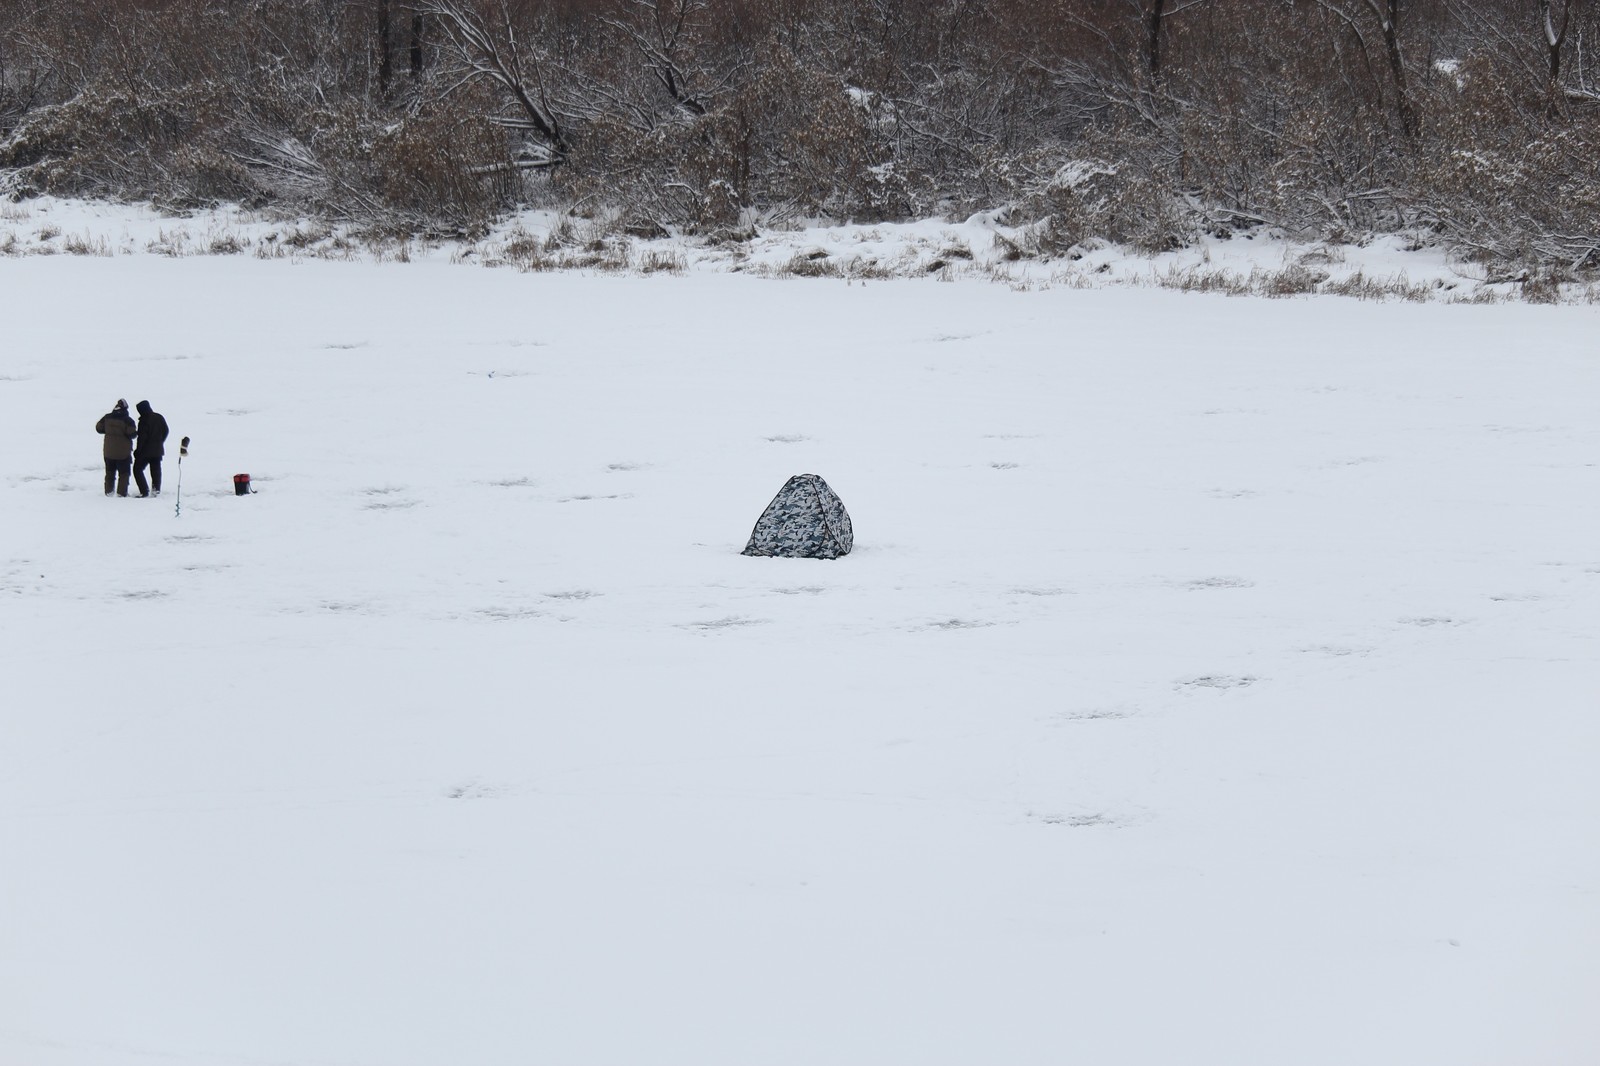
136 401 152 415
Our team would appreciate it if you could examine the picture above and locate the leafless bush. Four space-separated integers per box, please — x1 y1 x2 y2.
1257 264 1329 297
749 251 892 280
1155 266 1254 297
939 238 973 261
279 224 332 249
496 226 544 261
779 251 837 278
1519 266 1576 304
147 228 189 257
1153 262 1445 301
637 249 685 274
61 230 108 255
1405 61 1600 275
1011 144 1198 259
1445 288 1506 305
369 99 515 224
1325 271 1436 302
991 232 1024 261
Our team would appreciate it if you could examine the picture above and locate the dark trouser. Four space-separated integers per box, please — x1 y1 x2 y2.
134 457 162 496
104 458 131 496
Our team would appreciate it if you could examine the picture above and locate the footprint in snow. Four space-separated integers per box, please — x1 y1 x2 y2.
1300 644 1372 658
1179 675 1257 690
1052 706 1135 722
682 616 768 631
1185 576 1255 590
444 781 505 800
1028 809 1149 829
474 605 543 621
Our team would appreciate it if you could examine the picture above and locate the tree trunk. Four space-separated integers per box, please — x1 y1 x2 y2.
1377 0 1416 138
1145 0 1168 84
377 0 395 98
1540 0 1570 116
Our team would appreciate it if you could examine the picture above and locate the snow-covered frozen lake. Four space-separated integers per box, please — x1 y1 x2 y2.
3 252 1598 1066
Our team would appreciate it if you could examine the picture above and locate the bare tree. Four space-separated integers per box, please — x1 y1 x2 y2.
1539 0 1572 106
410 9 427 78
598 0 718 118
1311 0 1419 137
1140 0 1214 84
377 0 397 98
0 5 53 135
418 0 568 166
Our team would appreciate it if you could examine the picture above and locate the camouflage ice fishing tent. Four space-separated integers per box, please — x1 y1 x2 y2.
741 474 854 559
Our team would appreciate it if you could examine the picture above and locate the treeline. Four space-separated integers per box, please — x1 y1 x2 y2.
1 0 1597 269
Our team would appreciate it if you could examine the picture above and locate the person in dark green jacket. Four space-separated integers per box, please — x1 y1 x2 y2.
95 399 137 497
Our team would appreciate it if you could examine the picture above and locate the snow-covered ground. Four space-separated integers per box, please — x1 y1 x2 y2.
4 195 1595 303
2 223 1599 1066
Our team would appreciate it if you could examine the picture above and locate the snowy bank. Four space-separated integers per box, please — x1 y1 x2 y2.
4 195 1597 304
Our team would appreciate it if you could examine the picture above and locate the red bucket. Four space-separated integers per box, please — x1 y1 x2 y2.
233 473 252 496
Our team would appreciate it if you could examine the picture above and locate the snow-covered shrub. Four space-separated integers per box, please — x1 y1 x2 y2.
1016 146 1196 258
564 112 743 233
0 84 231 201
566 43 915 233
1405 61 1600 276
369 101 514 229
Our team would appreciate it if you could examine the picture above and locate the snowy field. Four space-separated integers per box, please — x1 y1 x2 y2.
2 238 1599 1066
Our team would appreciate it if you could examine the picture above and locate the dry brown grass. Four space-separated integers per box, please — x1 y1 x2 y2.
61 231 111 256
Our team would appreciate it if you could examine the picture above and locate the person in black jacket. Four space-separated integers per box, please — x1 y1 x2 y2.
132 400 170 498
96 399 138 497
